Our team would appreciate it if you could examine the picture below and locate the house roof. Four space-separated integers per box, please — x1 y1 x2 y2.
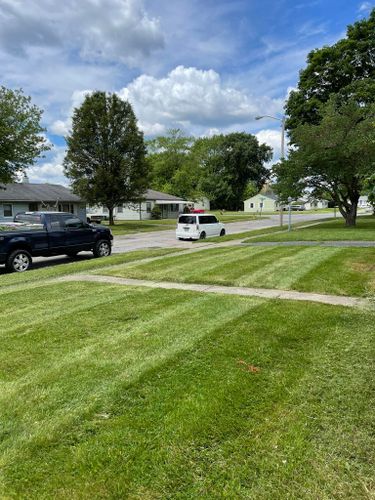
244 192 278 202
144 189 185 202
0 183 82 202
0 182 82 202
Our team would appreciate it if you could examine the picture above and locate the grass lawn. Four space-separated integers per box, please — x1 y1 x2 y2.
247 216 375 242
99 245 375 298
103 219 175 236
1 271 374 498
0 248 180 288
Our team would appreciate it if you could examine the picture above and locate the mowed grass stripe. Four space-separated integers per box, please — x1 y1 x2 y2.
0 282 262 465
237 246 341 289
1 287 373 498
99 245 375 297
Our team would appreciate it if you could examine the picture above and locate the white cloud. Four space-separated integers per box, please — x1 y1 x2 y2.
255 128 290 164
118 66 283 133
27 147 68 186
0 0 164 66
50 90 92 137
358 2 373 12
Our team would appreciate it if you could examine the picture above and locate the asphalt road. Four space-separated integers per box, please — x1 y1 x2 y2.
0 212 336 274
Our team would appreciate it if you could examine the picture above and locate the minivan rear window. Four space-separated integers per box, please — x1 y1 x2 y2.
178 215 196 224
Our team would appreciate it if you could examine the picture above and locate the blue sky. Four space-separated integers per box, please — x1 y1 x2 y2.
0 0 373 185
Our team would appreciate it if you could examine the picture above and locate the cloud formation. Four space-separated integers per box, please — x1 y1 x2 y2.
0 0 164 65
119 66 283 135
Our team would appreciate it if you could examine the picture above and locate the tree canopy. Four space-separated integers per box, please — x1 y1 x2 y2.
0 86 50 184
64 91 148 225
194 133 272 210
146 129 199 200
286 9 375 138
274 98 375 226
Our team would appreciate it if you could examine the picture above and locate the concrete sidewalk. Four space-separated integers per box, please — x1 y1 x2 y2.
61 274 371 308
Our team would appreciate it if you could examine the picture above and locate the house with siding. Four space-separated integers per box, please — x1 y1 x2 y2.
87 190 210 220
243 192 279 213
0 183 86 221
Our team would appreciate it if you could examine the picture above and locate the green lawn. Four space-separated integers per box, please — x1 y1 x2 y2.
99 245 375 298
0 248 180 288
1 272 374 498
104 219 175 236
247 216 375 242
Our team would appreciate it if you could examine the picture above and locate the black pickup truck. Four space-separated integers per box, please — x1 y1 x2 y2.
0 211 113 272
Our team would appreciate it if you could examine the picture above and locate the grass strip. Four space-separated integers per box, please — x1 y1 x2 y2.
0 248 180 289
247 216 375 242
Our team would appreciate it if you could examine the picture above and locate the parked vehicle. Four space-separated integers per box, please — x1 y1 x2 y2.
176 214 225 240
0 212 113 272
291 204 305 211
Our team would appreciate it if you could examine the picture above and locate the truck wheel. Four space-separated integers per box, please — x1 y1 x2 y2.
220 229 226 236
93 239 111 258
6 249 32 273
199 231 206 239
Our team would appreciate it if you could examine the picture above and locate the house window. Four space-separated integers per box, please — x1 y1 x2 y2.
250 202 254 208
259 202 264 209
29 202 38 211
146 202 152 213
117 205 123 213
3 204 13 217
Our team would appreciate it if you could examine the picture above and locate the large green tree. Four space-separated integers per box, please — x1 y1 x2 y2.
64 91 148 225
0 86 50 184
274 98 375 226
146 129 200 200
194 133 272 210
286 9 375 139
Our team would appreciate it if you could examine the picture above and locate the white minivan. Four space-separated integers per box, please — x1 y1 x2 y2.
176 214 225 240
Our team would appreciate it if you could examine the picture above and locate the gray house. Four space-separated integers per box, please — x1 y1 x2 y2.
0 183 86 221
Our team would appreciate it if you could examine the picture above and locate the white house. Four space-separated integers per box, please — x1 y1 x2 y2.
88 189 209 221
303 198 329 210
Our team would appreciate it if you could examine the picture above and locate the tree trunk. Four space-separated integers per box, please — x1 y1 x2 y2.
345 205 357 227
108 207 115 225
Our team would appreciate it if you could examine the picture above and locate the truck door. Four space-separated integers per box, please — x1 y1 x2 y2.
62 215 95 251
46 214 67 252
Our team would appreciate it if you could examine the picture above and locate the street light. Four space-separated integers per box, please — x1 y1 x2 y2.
255 114 286 226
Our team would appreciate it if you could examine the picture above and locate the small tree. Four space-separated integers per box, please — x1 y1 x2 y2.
274 98 375 226
64 92 149 225
0 86 50 184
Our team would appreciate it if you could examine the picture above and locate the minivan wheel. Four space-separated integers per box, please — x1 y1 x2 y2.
6 249 32 273
93 239 111 258
220 229 226 237
199 231 206 239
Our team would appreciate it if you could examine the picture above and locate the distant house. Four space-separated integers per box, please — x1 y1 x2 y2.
304 198 329 210
244 192 279 213
358 195 370 209
0 183 86 221
87 189 210 221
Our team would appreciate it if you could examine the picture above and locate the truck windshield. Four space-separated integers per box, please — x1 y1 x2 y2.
14 214 42 224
